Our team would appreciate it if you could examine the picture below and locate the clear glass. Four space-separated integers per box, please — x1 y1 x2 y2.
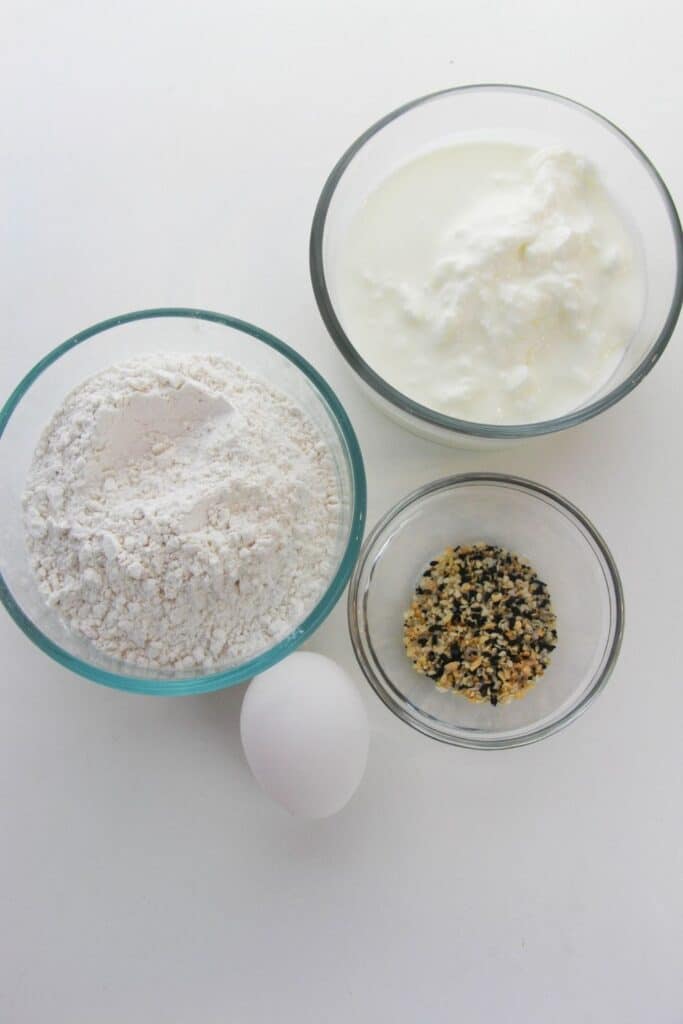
310 85 682 448
348 474 624 748
0 309 366 695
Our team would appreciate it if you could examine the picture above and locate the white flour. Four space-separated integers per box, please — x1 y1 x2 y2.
23 353 340 671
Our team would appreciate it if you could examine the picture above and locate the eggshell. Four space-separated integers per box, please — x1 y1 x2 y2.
240 652 370 818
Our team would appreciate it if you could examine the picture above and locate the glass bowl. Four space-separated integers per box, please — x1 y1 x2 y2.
310 84 682 449
348 474 623 748
0 309 366 695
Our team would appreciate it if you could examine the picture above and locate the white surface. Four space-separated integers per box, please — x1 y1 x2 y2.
1 2 681 1021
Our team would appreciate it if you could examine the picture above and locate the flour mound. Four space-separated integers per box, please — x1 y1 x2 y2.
23 353 340 671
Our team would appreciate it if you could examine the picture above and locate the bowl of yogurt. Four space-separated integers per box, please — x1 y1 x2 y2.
310 85 682 447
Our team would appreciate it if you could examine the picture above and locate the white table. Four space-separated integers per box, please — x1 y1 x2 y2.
2 2 682 1021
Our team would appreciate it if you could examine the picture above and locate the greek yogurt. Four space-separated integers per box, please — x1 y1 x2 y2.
336 142 643 424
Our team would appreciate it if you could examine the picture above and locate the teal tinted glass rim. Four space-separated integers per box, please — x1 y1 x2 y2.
310 83 683 439
348 473 624 749
0 308 367 695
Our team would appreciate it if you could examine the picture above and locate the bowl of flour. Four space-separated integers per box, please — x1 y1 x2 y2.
0 309 366 694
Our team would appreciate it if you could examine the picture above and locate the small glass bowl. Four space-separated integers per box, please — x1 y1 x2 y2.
348 474 623 748
0 309 366 695
310 84 683 448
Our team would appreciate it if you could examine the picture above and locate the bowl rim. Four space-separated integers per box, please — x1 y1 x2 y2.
0 307 367 696
310 82 683 439
347 472 625 748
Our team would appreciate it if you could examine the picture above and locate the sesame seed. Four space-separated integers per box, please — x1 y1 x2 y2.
402 542 557 706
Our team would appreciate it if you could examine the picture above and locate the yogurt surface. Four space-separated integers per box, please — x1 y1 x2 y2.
336 142 644 424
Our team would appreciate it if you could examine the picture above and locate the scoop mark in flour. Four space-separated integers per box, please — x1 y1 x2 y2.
88 383 235 474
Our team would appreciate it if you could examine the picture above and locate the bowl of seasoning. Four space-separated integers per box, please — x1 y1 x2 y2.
348 473 623 748
0 309 366 695
311 84 682 448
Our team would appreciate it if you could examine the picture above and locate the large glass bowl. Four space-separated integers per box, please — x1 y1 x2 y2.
310 85 682 448
348 474 623 748
0 309 366 695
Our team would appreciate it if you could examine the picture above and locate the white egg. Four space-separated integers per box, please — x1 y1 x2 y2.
240 651 370 819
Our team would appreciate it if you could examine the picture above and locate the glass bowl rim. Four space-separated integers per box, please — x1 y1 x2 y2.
310 82 683 439
0 307 367 696
347 471 625 748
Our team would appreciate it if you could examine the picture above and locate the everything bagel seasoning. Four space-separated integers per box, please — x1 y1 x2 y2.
403 543 557 705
